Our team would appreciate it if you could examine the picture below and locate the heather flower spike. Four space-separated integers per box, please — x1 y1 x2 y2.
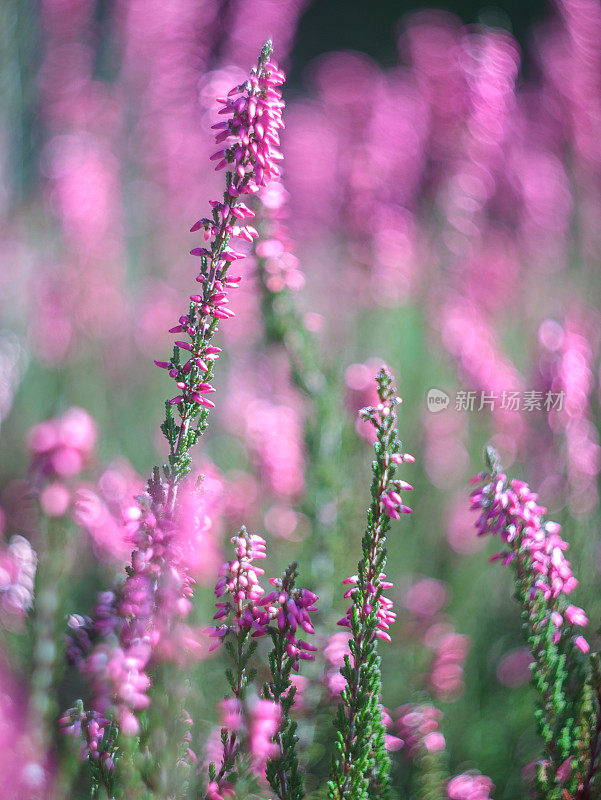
471 447 601 798
157 39 285 503
63 42 287 795
329 367 413 800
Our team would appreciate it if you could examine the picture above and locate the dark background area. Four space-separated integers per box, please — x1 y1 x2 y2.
289 0 547 82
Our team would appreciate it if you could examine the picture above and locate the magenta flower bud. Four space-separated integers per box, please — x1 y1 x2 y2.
565 605 588 627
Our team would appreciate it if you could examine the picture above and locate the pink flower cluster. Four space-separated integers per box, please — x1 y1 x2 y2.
427 626 470 700
0 534 37 627
74 461 144 561
470 472 589 651
337 573 396 643
207 528 269 647
155 50 285 410
247 698 281 775
323 632 352 698
395 704 446 759
337 393 414 642
262 575 318 667
244 398 305 501
60 705 114 771
213 696 281 782
446 773 494 800
74 475 223 735
27 407 97 516
255 179 304 294
207 529 317 669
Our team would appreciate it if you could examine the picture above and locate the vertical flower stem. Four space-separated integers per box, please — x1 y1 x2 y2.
329 368 412 800
263 563 304 800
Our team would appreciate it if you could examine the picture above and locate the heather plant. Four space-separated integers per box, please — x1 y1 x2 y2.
3 3 601 799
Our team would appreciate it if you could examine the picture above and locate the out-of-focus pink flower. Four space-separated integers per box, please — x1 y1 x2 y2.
0 657 48 797
427 627 470 700
28 407 97 479
247 698 281 776
447 772 494 799
74 461 144 562
395 704 446 760
0 535 37 629
496 647 532 687
402 578 448 618
345 359 384 442
235 395 305 502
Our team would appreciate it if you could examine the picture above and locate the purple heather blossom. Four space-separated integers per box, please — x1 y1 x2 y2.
395 703 446 759
206 529 317 666
206 528 270 647
156 50 285 411
337 385 413 642
470 471 588 649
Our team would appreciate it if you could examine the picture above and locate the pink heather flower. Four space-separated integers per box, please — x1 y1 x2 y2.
254 178 305 294
565 604 588 626
74 461 144 562
247 698 281 776
381 708 404 752
0 656 48 796
446 772 494 799
496 648 532 688
470 473 585 641
244 398 305 500
157 48 285 413
39 482 71 517
395 704 446 760
556 756 573 784
28 407 97 479
219 698 244 733
337 573 397 642
323 632 353 698
77 470 220 731
345 359 382 442
206 529 318 666
60 705 114 769
0 536 37 628
402 577 449 618
428 629 470 700
261 577 318 670
205 528 270 647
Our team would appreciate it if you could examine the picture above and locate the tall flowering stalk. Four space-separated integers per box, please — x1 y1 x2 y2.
470 448 601 799
64 42 287 798
156 39 284 503
328 367 413 800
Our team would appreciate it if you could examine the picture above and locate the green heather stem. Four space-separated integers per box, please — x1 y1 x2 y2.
328 368 405 800
30 515 74 755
